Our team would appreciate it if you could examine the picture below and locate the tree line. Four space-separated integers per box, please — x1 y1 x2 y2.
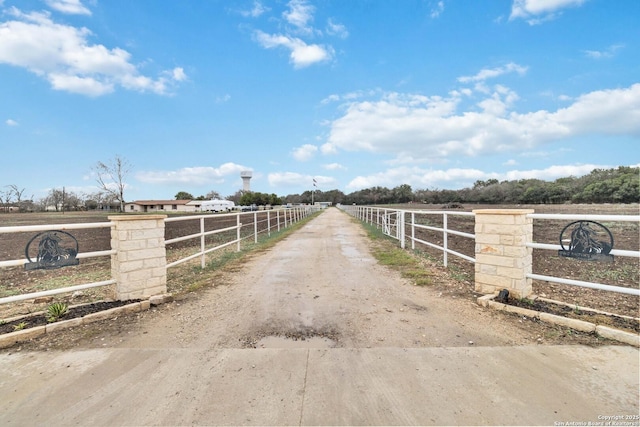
280 166 639 206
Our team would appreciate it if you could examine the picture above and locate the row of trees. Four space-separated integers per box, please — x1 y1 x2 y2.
174 190 283 206
1 186 122 213
1 156 129 213
275 167 639 206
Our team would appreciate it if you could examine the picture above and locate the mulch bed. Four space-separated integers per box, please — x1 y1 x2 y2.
507 297 639 334
0 300 138 335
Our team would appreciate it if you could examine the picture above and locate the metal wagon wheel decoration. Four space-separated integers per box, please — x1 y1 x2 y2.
24 230 80 270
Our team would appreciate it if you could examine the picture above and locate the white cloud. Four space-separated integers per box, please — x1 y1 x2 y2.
268 171 307 187
249 1 341 69
326 19 348 39
458 62 528 83
346 166 493 191
45 0 91 15
322 83 640 163
0 8 185 96
171 67 188 81
510 0 587 24
254 30 333 68
321 89 381 105
323 162 346 171
240 1 269 18
430 1 445 18
5 118 18 126
503 164 602 181
215 94 231 103
136 163 247 186
291 144 318 161
283 0 315 34
583 44 624 59
269 171 336 188
346 163 606 192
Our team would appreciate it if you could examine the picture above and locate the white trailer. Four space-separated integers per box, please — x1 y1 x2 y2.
201 199 235 213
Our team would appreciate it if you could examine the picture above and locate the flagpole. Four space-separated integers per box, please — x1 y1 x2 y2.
312 178 316 206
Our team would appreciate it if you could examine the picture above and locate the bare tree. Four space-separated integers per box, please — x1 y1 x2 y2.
1 186 14 212
205 190 222 200
45 188 65 212
93 155 131 212
8 185 26 212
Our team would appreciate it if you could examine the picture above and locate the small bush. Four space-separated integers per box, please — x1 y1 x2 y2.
46 302 69 323
13 322 28 331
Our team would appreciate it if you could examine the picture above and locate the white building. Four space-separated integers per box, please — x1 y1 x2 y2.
124 200 197 213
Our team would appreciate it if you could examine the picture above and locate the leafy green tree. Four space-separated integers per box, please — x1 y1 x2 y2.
393 184 413 203
175 191 194 200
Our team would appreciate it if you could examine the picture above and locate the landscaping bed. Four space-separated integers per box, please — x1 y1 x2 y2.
0 300 137 335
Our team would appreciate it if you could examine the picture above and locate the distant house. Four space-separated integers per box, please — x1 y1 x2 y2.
186 200 204 211
124 200 196 213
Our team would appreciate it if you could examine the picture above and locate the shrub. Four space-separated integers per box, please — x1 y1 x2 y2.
46 302 69 323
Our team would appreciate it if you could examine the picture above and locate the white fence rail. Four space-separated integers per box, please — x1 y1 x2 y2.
340 205 640 298
343 206 475 266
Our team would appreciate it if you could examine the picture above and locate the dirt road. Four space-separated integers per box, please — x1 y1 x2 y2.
1 208 638 425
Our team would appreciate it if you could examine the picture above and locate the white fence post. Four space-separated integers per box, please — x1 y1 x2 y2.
399 211 405 249
411 212 415 250
200 217 206 269
443 213 448 267
254 212 258 243
237 214 241 251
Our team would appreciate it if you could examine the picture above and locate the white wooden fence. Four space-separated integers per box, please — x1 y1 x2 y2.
340 205 640 298
0 206 318 305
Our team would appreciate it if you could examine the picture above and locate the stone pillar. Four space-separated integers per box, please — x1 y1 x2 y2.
109 215 167 301
473 209 534 299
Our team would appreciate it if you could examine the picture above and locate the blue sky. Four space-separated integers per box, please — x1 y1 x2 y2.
1 0 638 202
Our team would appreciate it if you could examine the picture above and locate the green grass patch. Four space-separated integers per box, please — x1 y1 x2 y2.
357 219 434 286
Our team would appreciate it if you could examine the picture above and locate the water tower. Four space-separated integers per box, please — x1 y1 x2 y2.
240 171 252 192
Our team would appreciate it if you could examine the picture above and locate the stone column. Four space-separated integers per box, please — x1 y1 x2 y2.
473 209 534 298
109 215 167 301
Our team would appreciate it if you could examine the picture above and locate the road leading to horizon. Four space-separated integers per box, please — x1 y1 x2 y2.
1 208 638 426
